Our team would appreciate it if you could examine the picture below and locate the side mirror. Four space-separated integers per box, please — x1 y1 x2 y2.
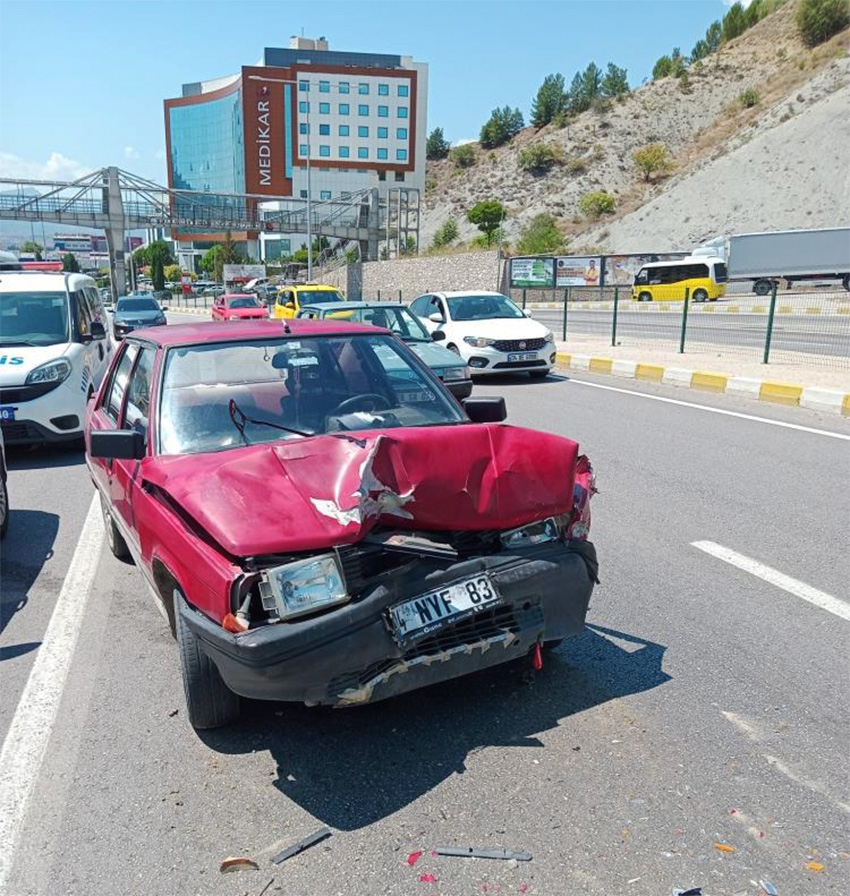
161 305 169 312
431 330 446 342
428 312 444 324
82 321 107 343
462 396 507 423
89 429 146 460
524 309 533 318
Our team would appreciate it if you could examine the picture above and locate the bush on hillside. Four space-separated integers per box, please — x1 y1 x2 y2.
633 144 673 181
796 0 850 46
450 143 476 169
517 144 562 174
578 191 617 220
432 218 459 249
515 214 566 256
739 87 761 107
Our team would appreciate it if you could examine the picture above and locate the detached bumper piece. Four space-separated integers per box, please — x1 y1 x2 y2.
179 539 597 707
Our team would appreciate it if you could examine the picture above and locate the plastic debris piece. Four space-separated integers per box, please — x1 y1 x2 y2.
435 846 533 861
804 861 824 872
271 827 332 865
222 612 248 633
419 873 437 883
714 843 735 853
532 643 543 671
672 889 703 896
168 708 179 717
407 851 424 867
219 856 259 873
759 880 778 896
519 885 530 894
257 879 275 896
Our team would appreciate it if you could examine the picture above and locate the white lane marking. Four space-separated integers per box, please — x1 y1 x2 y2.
691 540 850 622
0 494 105 892
565 377 850 440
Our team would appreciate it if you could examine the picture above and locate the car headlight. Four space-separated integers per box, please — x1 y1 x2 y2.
25 358 72 386
258 554 349 621
463 336 496 348
500 517 560 550
440 365 470 382
543 330 554 343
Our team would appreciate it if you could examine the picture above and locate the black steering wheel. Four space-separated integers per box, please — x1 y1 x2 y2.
330 393 392 416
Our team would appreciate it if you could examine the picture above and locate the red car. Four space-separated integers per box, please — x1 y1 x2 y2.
211 293 268 321
85 320 597 729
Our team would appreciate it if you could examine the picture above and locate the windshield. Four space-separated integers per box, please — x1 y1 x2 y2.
159 334 464 455
0 291 70 346
117 298 160 312
324 306 431 340
300 290 343 303
227 297 260 309
446 294 525 321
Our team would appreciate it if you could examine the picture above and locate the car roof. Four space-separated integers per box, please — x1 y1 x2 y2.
126 318 382 348
433 290 507 299
291 283 343 292
0 270 93 293
301 301 404 311
222 292 257 299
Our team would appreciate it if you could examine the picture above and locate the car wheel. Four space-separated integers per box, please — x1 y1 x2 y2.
638 291 653 303
173 589 240 730
0 474 9 539
753 279 772 296
100 493 130 560
529 369 550 380
692 288 708 303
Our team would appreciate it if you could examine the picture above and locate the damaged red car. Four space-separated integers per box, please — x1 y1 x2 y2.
85 320 598 729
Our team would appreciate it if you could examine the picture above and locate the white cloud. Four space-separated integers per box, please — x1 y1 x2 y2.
124 145 141 160
723 0 754 7
0 150 92 181
454 137 476 146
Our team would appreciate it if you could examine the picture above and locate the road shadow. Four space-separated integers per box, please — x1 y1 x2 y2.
4 442 85 471
0 509 60 635
473 372 569 389
201 622 669 831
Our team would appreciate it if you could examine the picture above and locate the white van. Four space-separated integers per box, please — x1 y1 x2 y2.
0 271 115 444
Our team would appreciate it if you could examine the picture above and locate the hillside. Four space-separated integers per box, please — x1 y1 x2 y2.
421 0 850 254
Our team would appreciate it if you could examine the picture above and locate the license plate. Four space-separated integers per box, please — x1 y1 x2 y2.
0 406 16 422
507 352 538 362
389 574 500 644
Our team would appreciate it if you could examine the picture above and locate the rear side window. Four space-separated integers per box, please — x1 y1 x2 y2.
104 344 138 423
713 263 728 283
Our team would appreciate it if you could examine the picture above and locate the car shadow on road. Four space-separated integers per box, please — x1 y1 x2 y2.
4 442 85 471
0 509 60 635
200 622 669 831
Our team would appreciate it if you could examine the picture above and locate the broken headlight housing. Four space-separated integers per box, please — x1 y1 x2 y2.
500 517 561 550
258 554 349 621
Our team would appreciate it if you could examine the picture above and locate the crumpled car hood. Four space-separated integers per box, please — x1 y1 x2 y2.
142 424 579 558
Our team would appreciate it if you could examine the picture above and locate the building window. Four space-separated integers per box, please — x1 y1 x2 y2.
396 127 408 139
398 106 408 119
358 125 369 137
319 102 330 114
339 124 350 136
299 122 309 134
358 82 369 94
339 81 350 94
378 83 389 96
358 104 369 116
396 148 408 161
299 101 309 113
299 143 309 156
320 190 332 200
339 103 349 115
378 105 389 118
358 147 369 159
377 148 388 160
319 81 330 93
339 146 350 158
378 170 386 181
395 171 405 182
300 189 308 198
377 126 388 138
318 124 329 136
319 145 331 157
398 84 409 97
299 81 309 92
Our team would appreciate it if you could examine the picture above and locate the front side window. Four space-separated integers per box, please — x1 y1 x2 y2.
123 346 154 433
713 262 728 283
74 289 93 339
446 294 524 321
0 290 70 347
105 343 138 423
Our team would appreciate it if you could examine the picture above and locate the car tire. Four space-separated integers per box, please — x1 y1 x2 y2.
174 589 240 730
753 279 772 297
529 369 550 380
638 291 653 303
100 493 131 560
843 274 849 292
692 289 708 303
0 474 9 540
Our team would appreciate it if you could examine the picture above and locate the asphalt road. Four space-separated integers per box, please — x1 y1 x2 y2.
1 350 849 895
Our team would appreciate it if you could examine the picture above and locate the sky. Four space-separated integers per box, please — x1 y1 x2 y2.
0 0 739 186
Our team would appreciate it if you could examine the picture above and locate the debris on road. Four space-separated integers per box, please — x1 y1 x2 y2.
804 860 825 871
219 856 259 873
713 843 736 853
271 827 332 865
672 888 703 896
168 708 179 717
256 879 275 896
407 851 424 866
419 873 437 883
758 880 779 895
434 846 533 861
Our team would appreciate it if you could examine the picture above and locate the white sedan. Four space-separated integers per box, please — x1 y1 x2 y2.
408 291 556 379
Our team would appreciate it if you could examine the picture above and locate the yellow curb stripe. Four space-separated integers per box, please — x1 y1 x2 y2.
843 395 850 417
692 372 728 393
760 382 803 406
635 364 665 382
778 306 792 314
555 352 571 367
752 306 766 314
806 307 821 315
838 307 850 315
589 357 613 374
727 306 739 313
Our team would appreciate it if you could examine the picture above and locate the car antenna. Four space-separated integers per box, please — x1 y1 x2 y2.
282 319 291 334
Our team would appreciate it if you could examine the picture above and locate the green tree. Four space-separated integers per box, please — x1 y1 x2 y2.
600 63 630 98
134 239 174 269
689 38 710 63
722 2 748 42
515 213 566 255
517 144 562 174
796 0 850 46
450 143 476 168
21 240 43 260
580 62 603 104
467 200 507 247
432 218 459 249
426 127 451 160
744 0 764 28
633 144 673 181
164 264 182 283
530 73 567 128
705 20 722 51
151 253 165 291
199 244 224 277
61 252 80 273
480 106 524 148
652 55 673 79
578 191 617 220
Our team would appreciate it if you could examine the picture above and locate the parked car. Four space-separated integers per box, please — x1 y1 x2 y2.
151 290 172 308
0 428 8 538
112 296 167 339
409 291 556 380
272 283 345 319
297 301 473 399
212 293 269 321
85 319 597 729
192 280 216 295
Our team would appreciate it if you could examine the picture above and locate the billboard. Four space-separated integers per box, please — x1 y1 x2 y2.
603 253 687 286
242 67 288 196
510 257 554 288
556 256 602 287
223 264 266 283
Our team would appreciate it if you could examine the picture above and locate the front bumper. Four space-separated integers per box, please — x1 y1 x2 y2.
178 539 597 706
460 344 557 375
0 377 86 443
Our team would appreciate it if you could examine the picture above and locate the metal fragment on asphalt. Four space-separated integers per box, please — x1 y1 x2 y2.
219 856 259 873
434 846 532 861
672 888 703 896
271 827 332 865
759 880 779 896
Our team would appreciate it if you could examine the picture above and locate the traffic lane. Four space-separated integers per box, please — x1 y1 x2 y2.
0 442 93 738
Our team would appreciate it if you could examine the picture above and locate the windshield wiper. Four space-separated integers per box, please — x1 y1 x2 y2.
0 339 49 347
228 399 310 443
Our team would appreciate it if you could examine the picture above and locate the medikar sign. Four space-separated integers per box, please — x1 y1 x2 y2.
242 67 288 196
